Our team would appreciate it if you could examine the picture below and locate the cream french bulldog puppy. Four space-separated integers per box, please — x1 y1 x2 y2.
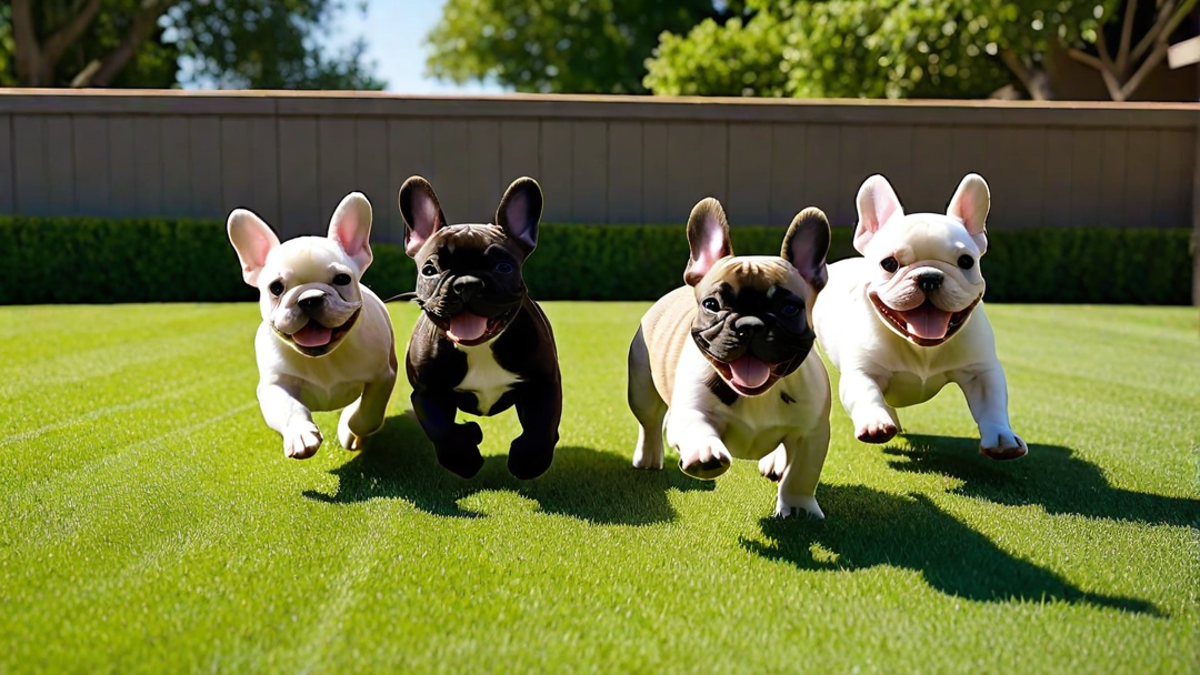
228 193 397 459
628 198 833 518
813 173 1026 460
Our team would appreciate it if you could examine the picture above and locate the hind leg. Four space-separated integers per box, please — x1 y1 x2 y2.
628 326 667 470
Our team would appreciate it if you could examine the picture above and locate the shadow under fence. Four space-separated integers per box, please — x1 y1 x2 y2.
304 412 713 525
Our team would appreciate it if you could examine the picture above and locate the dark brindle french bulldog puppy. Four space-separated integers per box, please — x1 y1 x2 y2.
398 176 561 480
628 198 833 518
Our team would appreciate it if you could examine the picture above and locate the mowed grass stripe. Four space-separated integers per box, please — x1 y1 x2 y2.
0 303 1196 674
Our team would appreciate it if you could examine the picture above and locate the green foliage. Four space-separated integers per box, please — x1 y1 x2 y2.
1 0 383 89
0 217 1190 305
425 0 735 94
646 0 1119 99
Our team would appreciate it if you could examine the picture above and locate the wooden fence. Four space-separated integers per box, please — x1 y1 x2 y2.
0 91 1196 250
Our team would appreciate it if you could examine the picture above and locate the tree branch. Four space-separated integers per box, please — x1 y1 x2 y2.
11 0 45 86
999 48 1053 100
1096 28 1118 72
73 0 176 87
1132 0 1177 62
1066 47 1106 71
1116 0 1138 73
1119 40 1170 100
42 0 104 65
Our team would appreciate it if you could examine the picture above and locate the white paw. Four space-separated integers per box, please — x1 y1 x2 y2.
284 423 323 459
758 446 787 482
852 409 899 444
678 437 732 479
775 494 824 520
338 422 364 452
632 447 664 470
979 425 1028 461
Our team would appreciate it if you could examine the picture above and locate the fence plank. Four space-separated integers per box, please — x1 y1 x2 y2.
1098 129 1128 228
353 118 391 242
317 117 357 226
108 117 136 217
641 121 669 224
221 117 255 220
278 117 319 238
0 115 13 214
667 121 727 223
540 121 572 223
728 123 771 226
159 117 190 219
12 116 48 215
1153 130 1189 228
73 116 111 216
430 120 471 222
468 120 502 221
389 118 434 239
1042 129 1073 227
909 126 952 215
251 118 280 226
133 115 163 218
988 127 1044 228
606 121 642 224
571 121 607 224
46 116 75 215
189 117 222 219
1070 129 1104 227
1123 130 1158 227
500 118 541 211
804 124 842 226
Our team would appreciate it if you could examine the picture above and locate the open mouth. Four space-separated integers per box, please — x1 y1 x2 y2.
707 354 779 397
429 309 515 347
870 293 980 347
275 308 360 356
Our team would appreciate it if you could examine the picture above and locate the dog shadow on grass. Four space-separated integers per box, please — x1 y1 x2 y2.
886 434 1200 529
303 412 713 525
742 483 1162 616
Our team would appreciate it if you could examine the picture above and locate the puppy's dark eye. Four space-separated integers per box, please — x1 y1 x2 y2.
780 303 800 317
494 261 514 274
957 254 975 270
880 257 899 274
268 280 284 297
333 273 352 285
422 263 438 277
702 298 720 313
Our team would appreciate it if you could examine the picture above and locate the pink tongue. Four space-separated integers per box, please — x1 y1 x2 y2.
729 356 771 390
292 322 333 347
447 313 488 342
903 304 953 340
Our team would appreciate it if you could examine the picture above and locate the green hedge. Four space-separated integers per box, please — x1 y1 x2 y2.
0 216 1192 305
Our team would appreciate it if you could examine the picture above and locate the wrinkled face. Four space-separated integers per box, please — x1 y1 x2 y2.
863 215 985 347
692 256 818 397
258 237 364 356
412 224 526 347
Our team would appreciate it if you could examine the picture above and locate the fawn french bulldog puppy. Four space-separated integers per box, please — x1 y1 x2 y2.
628 198 833 518
227 193 397 459
399 176 561 480
813 173 1027 460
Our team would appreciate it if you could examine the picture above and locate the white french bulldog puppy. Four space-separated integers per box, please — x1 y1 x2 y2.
228 193 397 459
813 173 1025 460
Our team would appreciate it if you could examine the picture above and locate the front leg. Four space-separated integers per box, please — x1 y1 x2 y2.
507 379 562 480
956 365 1027 460
776 418 830 519
666 410 731 480
258 381 322 459
338 365 398 452
839 369 900 444
411 389 484 478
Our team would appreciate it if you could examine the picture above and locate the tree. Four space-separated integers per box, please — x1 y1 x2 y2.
2 0 384 89
645 0 1196 101
425 0 745 94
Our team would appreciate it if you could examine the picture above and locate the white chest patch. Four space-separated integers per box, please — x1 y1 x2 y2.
454 343 522 415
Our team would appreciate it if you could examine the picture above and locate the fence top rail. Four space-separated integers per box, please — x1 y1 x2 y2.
0 89 1197 128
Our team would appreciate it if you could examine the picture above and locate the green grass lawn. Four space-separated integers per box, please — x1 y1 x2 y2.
2 302 1198 674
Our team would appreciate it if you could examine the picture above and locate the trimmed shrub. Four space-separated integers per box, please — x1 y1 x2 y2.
0 216 1191 305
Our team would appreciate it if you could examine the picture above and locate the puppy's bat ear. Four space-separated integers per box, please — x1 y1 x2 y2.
399 176 447 259
227 208 280 287
328 192 373 274
782 207 831 292
684 198 732 286
947 173 990 254
854 174 904 254
496 176 543 256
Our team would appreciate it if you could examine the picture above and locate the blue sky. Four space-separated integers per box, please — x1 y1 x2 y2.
332 0 505 94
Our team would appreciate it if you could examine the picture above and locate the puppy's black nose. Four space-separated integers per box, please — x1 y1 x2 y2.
298 292 324 309
916 272 943 292
453 276 484 301
734 316 765 337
